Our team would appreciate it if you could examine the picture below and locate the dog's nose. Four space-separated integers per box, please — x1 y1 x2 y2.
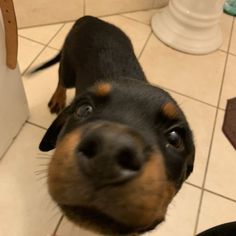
76 125 146 184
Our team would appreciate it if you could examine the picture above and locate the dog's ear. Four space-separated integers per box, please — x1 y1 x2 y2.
39 106 71 152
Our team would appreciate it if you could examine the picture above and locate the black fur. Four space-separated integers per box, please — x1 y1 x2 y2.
33 16 195 235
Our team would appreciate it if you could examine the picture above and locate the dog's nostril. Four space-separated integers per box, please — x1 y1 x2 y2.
78 139 98 159
116 148 141 171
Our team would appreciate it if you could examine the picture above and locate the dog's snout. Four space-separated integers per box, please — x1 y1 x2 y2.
76 125 146 184
77 136 99 159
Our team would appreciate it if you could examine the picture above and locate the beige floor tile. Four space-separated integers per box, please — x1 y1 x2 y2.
140 35 227 106
205 110 236 200
49 16 151 57
0 124 61 236
85 0 153 16
101 15 151 56
168 92 216 187
57 217 98 236
122 9 159 25
18 37 44 73
197 191 236 234
23 47 75 129
143 184 201 236
220 13 234 52
15 0 83 28
220 55 236 109
49 22 75 50
230 19 236 55
19 24 63 45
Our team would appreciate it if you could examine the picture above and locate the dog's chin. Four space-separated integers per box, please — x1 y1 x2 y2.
60 204 164 235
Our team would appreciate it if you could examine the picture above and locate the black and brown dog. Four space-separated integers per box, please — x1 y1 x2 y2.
32 16 195 235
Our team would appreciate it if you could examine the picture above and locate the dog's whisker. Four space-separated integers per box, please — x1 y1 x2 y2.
34 168 48 174
37 152 52 157
36 155 51 158
34 171 48 177
37 163 49 167
35 175 48 182
34 173 47 177
37 151 52 155
36 156 51 160
36 154 51 157
34 170 47 174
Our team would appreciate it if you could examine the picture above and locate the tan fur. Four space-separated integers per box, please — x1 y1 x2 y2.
94 82 112 97
48 84 66 113
48 127 176 235
95 153 175 227
162 102 179 120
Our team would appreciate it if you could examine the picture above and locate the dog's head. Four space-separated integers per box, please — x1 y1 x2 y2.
40 79 195 235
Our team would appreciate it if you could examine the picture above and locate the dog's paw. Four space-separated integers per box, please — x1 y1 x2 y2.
48 98 65 114
48 85 66 114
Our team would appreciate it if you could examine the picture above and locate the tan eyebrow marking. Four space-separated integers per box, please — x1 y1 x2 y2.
162 102 179 119
94 82 112 97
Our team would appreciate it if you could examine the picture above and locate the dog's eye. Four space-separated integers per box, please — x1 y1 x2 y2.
76 104 93 118
166 130 184 150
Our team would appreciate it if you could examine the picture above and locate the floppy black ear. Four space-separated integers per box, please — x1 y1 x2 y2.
39 107 71 152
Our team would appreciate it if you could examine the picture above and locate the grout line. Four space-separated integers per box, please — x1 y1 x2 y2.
185 181 203 191
219 48 228 53
138 32 153 59
44 45 61 51
21 46 47 75
35 22 66 50
163 86 219 109
218 107 225 111
228 51 236 57
18 35 61 52
17 8 162 31
21 23 65 76
194 189 205 235
185 182 236 204
204 188 236 204
120 14 150 26
19 35 49 47
26 121 47 130
137 36 226 110
17 7 161 30
99 7 155 19
120 8 161 27
193 16 235 235
18 22 65 30
53 215 64 235
0 121 27 161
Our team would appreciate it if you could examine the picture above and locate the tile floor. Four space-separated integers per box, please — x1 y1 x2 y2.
0 9 236 236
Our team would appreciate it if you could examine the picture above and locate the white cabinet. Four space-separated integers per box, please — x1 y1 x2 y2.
0 13 28 158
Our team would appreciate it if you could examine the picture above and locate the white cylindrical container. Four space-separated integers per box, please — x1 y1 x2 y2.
152 0 225 54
